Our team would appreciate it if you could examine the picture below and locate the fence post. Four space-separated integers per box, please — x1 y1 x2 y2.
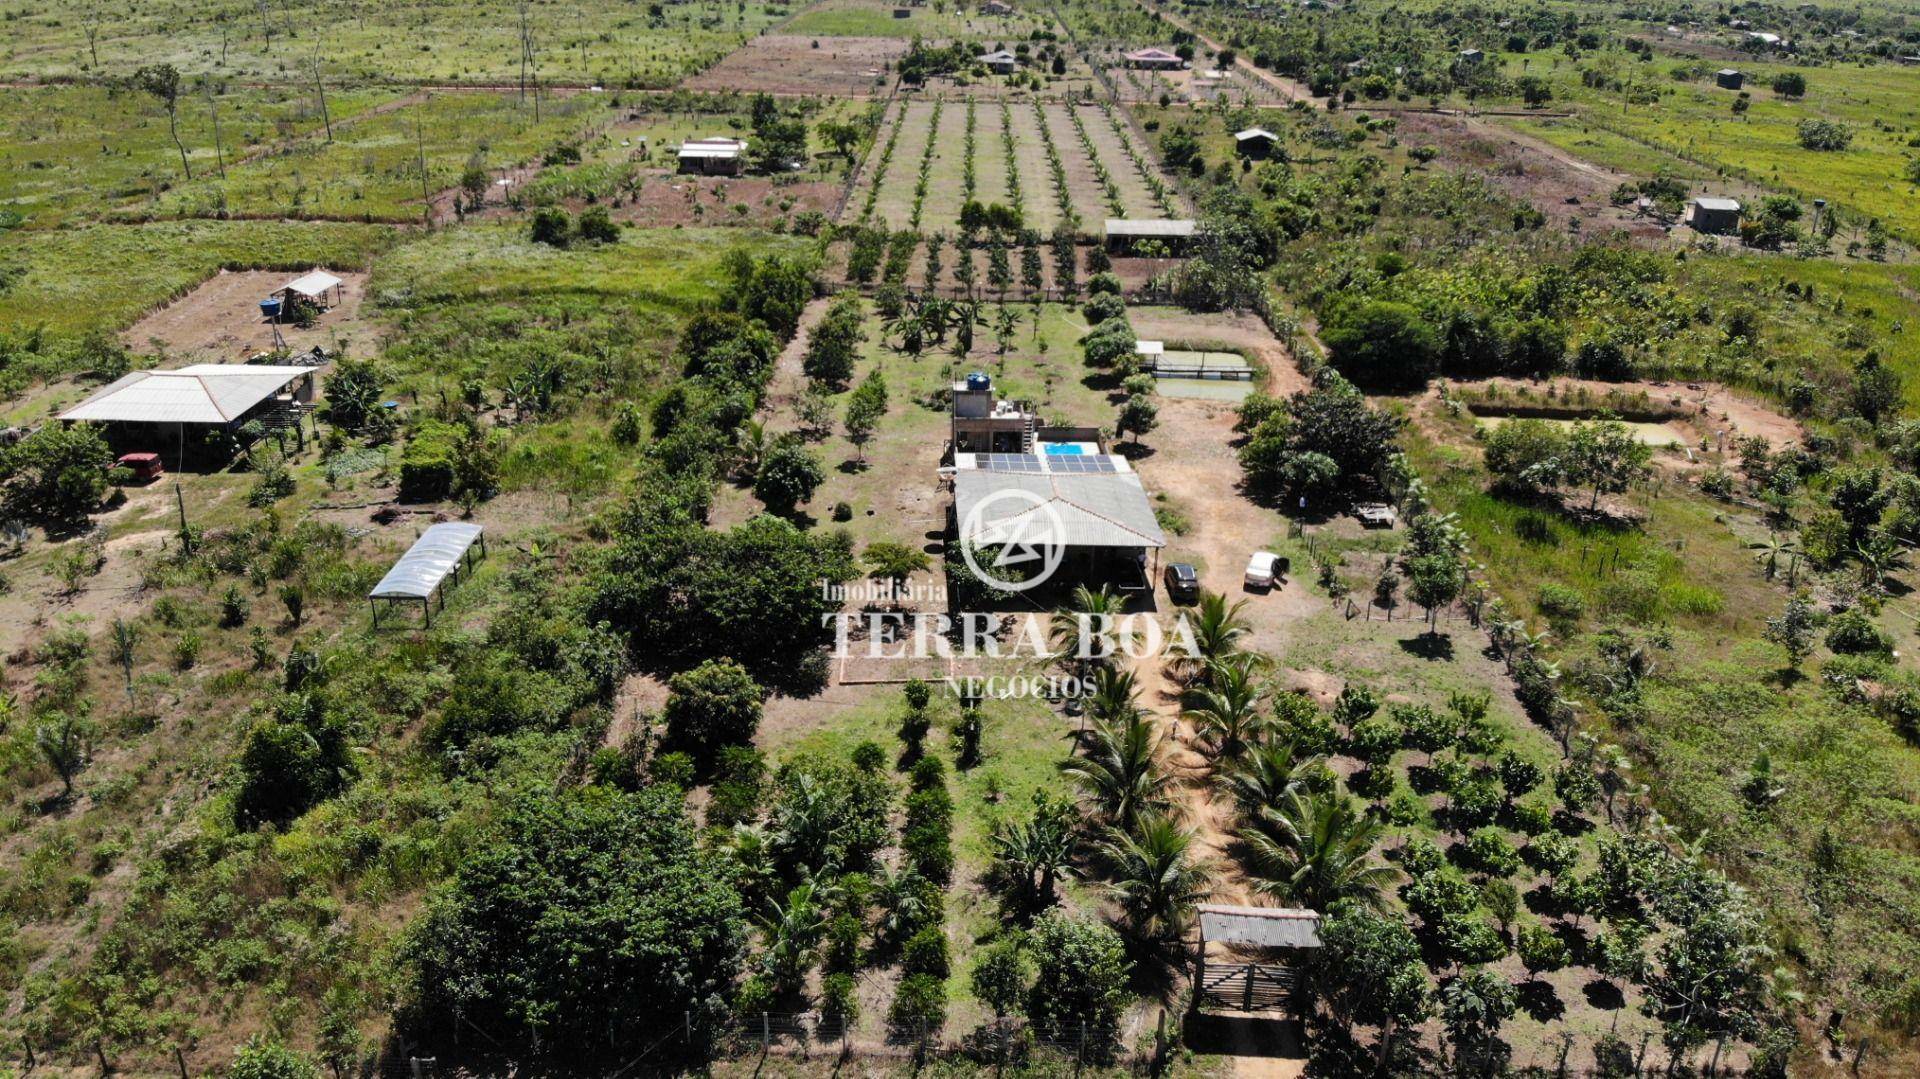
1075 1023 1086 1079
175 1046 189 1079
761 1012 769 1052
23 1036 34 1071
1153 1012 1167 1076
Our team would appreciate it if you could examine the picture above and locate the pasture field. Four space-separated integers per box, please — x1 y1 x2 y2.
133 91 608 223
0 0 786 86
1491 51 1920 241
0 83 400 227
784 0 1050 40
854 97 1164 232
680 34 908 97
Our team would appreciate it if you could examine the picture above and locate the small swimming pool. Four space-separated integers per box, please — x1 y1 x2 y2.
1043 443 1086 456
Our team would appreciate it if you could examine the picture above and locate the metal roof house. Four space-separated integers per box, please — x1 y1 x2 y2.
1125 47 1185 69
1458 47 1485 64
677 137 748 175
1688 196 1743 235
978 49 1019 74
60 363 322 468
1105 218 1197 254
369 522 487 628
1234 127 1280 157
952 451 1166 590
1715 67 1744 89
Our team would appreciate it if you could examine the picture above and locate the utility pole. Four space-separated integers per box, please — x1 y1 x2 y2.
206 82 227 179
415 108 431 228
311 50 332 142
174 481 192 554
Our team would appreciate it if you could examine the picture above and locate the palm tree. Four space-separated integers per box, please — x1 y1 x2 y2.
1219 739 1325 821
1175 591 1251 683
1182 654 1269 762
1058 712 1170 831
1085 664 1143 725
1747 533 1799 582
1240 789 1396 912
1097 815 1210 943
758 881 827 991
1050 584 1136 681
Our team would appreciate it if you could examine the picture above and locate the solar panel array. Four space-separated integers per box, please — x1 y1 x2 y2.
974 452 1121 475
978 453 1045 472
1047 455 1119 474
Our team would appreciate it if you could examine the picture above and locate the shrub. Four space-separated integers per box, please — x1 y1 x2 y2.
576 205 620 244
398 421 464 502
1 423 112 524
651 751 696 789
707 745 767 825
851 740 887 772
1517 921 1570 980
889 972 948 1033
822 972 860 1026
1322 300 1440 390
664 659 765 759
1457 826 1522 877
1536 583 1586 632
902 924 951 978
229 1037 321 1079
1027 912 1132 1053
530 206 573 246
1797 118 1852 151
1825 609 1892 656
234 696 356 828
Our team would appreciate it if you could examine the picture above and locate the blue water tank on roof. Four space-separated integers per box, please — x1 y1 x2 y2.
965 371 991 393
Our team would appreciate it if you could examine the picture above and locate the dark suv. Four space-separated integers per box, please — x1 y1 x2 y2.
1163 562 1200 604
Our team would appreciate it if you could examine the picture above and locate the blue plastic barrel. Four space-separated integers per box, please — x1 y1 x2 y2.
259 298 282 319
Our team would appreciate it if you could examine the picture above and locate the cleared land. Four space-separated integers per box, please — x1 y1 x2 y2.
680 34 907 97
784 0 1051 39
119 269 375 362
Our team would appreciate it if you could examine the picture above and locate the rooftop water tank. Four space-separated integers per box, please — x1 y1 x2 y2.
965 371 992 393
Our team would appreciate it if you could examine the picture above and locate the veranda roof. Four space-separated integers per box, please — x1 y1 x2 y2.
60 364 314 425
369 523 486 600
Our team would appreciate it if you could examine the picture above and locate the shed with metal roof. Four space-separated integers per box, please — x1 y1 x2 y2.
368 522 488 628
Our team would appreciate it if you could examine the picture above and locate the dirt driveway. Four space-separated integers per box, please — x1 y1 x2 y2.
120 269 375 361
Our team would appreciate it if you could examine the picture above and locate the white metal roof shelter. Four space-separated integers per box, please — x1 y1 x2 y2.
368 522 487 628
1234 127 1279 144
1199 904 1324 949
954 468 1167 550
60 364 318 425
278 271 345 307
1135 340 1166 357
1104 218 1196 239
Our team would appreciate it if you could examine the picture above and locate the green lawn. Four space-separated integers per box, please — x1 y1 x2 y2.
784 0 1051 39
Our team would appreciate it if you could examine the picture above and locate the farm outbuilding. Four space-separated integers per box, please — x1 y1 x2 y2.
979 0 1012 13
1457 48 1484 64
1715 68 1745 89
678 137 748 175
59 363 321 468
1234 127 1279 157
1105 218 1196 255
1125 47 1185 70
978 49 1019 74
1192 905 1322 1018
1688 196 1743 235
368 522 488 629
270 270 345 322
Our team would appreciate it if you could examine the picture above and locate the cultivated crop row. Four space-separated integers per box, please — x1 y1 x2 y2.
856 100 907 224
1030 99 1077 230
1097 100 1180 216
999 101 1024 218
908 99 945 231
962 98 979 207
1066 105 1127 216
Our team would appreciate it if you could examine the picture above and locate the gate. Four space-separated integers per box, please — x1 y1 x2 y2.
1198 962 1296 1013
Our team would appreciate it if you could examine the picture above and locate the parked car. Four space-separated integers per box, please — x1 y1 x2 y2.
1163 562 1199 604
1244 551 1285 590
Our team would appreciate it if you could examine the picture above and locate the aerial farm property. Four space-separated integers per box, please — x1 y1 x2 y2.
2 0 1920 1076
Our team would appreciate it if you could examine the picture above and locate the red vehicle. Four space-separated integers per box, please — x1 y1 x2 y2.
116 452 164 483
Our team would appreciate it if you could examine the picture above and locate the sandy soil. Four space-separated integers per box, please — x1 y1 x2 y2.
119 269 375 362
1393 112 1670 241
682 35 907 98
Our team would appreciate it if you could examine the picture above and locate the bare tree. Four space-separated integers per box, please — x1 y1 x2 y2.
134 65 191 180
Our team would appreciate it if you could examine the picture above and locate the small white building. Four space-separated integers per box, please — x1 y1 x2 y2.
677 136 748 175
1234 127 1280 156
978 49 1019 74
1458 48 1485 65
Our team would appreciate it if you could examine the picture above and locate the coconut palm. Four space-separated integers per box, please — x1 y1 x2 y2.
1175 591 1252 683
1219 739 1326 821
1096 814 1210 943
1050 584 1137 681
1182 654 1270 762
1058 712 1170 831
1085 664 1143 725
1240 789 1396 912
